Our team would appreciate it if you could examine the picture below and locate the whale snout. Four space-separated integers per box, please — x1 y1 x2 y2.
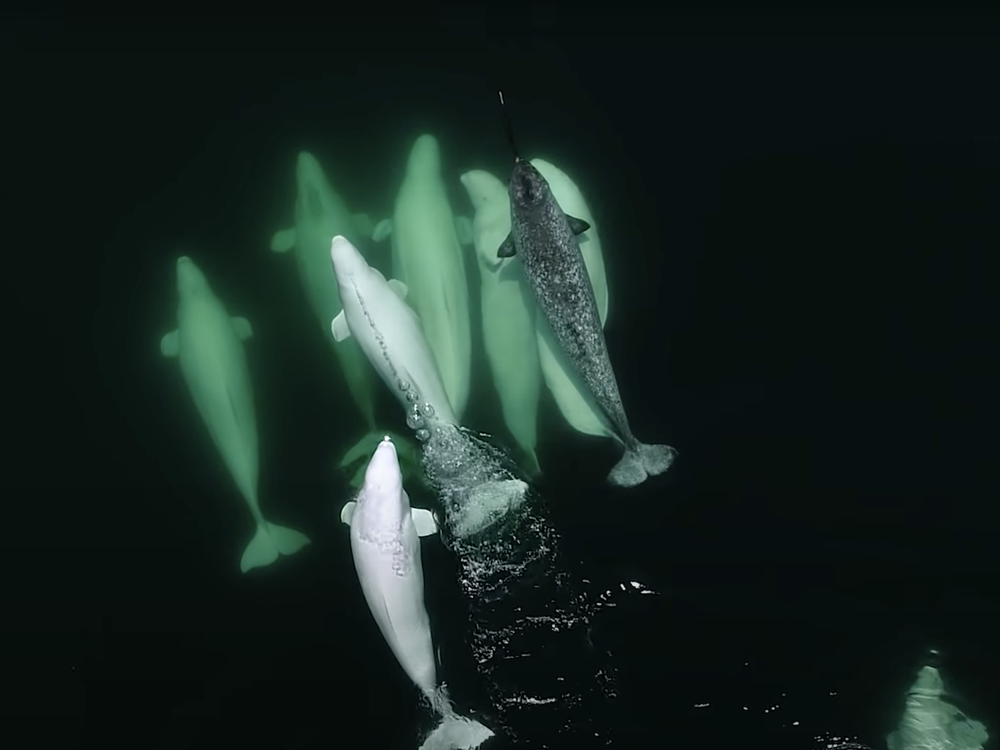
509 162 548 207
330 236 365 280
407 134 441 173
175 255 207 294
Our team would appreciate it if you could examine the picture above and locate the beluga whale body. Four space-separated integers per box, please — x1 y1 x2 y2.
460 168 542 477
160 256 311 572
372 134 474 421
495 94 677 488
328 235 457 432
270 151 378 431
341 437 494 749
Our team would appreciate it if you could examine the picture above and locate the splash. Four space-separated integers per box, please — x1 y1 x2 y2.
409 415 621 745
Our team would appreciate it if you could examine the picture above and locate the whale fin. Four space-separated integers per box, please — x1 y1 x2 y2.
608 442 678 488
331 310 351 341
419 685 495 750
411 507 438 537
387 279 408 299
454 216 473 246
340 501 357 525
353 213 374 237
270 228 296 252
160 330 179 357
496 259 522 284
372 218 393 242
231 317 253 340
497 233 515 258
565 214 590 235
240 522 312 573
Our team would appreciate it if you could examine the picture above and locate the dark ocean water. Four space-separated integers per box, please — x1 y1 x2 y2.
9 7 998 749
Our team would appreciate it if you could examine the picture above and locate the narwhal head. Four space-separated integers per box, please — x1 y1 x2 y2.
508 157 553 211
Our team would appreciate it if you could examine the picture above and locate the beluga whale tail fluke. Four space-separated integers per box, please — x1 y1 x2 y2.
608 442 678 488
239 522 312 573
495 91 678 488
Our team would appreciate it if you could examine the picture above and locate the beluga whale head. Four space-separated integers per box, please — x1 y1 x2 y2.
329 235 369 283
363 436 403 495
175 256 210 299
406 134 441 175
295 151 335 219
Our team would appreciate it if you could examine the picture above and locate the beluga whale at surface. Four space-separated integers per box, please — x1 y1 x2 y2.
160 256 311 572
495 94 677 487
341 436 494 750
328 235 458 430
372 134 474 420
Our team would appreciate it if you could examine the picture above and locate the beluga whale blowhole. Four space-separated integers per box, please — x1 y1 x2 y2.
495 92 677 488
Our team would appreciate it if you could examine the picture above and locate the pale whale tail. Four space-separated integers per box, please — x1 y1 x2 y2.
239 522 312 573
418 685 494 750
608 442 677 488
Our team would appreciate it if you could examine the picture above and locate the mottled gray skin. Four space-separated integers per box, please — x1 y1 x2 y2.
504 159 638 451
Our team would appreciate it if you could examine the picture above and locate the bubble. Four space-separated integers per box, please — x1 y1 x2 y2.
406 412 425 430
415 428 430 442
406 390 418 402
421 403 436 418
399 380 411 391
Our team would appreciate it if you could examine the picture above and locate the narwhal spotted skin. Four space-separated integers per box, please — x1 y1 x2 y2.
498 157 676 487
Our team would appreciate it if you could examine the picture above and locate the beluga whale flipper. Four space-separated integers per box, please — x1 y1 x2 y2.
342 436 494 749
160 256 311 572
495 93 677 488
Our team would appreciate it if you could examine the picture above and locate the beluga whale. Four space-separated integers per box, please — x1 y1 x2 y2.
160 255 311 572
341 436 494 749
495 93 677 488
328 235 458 431
372 134 474 421
270 151 378 432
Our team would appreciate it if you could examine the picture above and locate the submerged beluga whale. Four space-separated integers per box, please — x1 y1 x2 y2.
496 100 677 487
373 134 474 420
160 256 311 572
270 151 378 432
341 436 494 749
460 168 542 477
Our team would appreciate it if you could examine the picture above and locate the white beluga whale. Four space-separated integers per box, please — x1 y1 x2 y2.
342 437 494 750
160 256 311 572
886 653 989 750
329 235 457 430
497 116 677 487
460 168 541 476
530 158 614 441
372 134 473 420
270 151 378 431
